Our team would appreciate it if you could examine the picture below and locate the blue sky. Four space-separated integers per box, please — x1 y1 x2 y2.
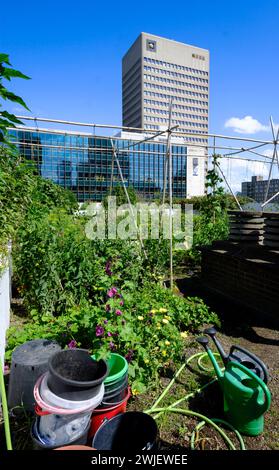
1 0 279 190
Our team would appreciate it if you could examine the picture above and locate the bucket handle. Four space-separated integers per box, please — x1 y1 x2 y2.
226 361 271 413
35 404 51 416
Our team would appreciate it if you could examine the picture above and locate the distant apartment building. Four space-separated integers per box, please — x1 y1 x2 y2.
10 126 205 202
242 175 279 203
122 32 209 145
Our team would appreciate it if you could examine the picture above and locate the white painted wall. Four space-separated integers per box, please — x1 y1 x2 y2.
0 246 11 370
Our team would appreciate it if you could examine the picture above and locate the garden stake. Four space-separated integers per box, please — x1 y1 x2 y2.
0 361 12 450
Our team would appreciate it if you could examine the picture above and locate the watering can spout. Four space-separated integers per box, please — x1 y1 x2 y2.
204 326 228 363
196 337 223 382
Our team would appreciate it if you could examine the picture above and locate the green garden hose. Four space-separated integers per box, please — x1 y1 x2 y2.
144 352 246 451
0 362 12 450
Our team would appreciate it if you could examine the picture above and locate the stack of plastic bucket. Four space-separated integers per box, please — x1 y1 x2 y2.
32 349 108 449
89 353 130 438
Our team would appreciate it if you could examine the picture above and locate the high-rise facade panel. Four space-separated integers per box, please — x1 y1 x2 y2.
122 32 209 145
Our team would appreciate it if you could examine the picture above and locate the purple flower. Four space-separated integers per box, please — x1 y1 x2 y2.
105 261 113 276
107 331 112 337
105 304 111 312
107 287 118 298
96 325 105 337
104 319 108 324
68 340 77 349
125 349 134 363
109 342 116 351
119 300 124 307
115 309 122 316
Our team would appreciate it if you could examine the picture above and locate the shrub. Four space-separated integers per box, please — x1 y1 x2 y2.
6 281 219 392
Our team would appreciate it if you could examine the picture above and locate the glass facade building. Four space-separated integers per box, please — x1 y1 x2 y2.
10 128 188 202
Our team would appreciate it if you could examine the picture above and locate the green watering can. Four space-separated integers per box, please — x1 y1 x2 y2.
197 336 271 436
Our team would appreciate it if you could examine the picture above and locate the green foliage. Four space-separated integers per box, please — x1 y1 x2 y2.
0 53 30 144
0 150 77 252
6 282 219 391
181 155 230 265
0 149 34 250
103 184 138 207
13 208 147 315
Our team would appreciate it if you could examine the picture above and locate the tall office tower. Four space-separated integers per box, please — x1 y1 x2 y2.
122 32 209 144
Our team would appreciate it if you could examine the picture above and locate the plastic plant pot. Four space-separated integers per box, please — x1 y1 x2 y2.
89 388 131 439
103 376 128 399
31 417 91 450
55 445 95 450
101 387 128 408
34 374 101 416
103 373 128 394
8 339 61 411
92 411 158 451
104 354 128 385
40 373 104 410
48 349 108 400
38 412 91 447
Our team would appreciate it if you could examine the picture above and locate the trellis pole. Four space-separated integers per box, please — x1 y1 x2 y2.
215 161 243 211
109 139 147 259
262 118 279 206
167 99 174 290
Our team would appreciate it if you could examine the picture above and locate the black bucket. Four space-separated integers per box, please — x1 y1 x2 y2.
48 349 108 400
92 412 159 451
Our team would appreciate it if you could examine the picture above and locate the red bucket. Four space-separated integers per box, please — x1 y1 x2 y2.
88 387 131 439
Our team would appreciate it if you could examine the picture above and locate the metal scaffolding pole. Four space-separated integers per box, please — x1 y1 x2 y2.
162 100 174 205
262 189 279 208
109 139 147 259
215 161 243 211
262 122 279 205
15 115 274 144
270 116 279 172
167 99 174 290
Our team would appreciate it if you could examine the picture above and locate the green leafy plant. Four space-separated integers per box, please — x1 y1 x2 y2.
0 53 30 144
6 278 219 392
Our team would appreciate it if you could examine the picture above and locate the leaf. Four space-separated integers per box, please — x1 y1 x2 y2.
128 364 136 378
0 87 30 111
0 53 11 65
2 67 30 81
0 111 23 124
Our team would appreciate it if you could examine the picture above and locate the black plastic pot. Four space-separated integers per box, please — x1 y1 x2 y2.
92 411 159 451
48 349 108 401
8 339 61 411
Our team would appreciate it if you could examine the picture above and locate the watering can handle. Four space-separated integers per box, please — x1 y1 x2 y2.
230 345 269 383
227 361 271 413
